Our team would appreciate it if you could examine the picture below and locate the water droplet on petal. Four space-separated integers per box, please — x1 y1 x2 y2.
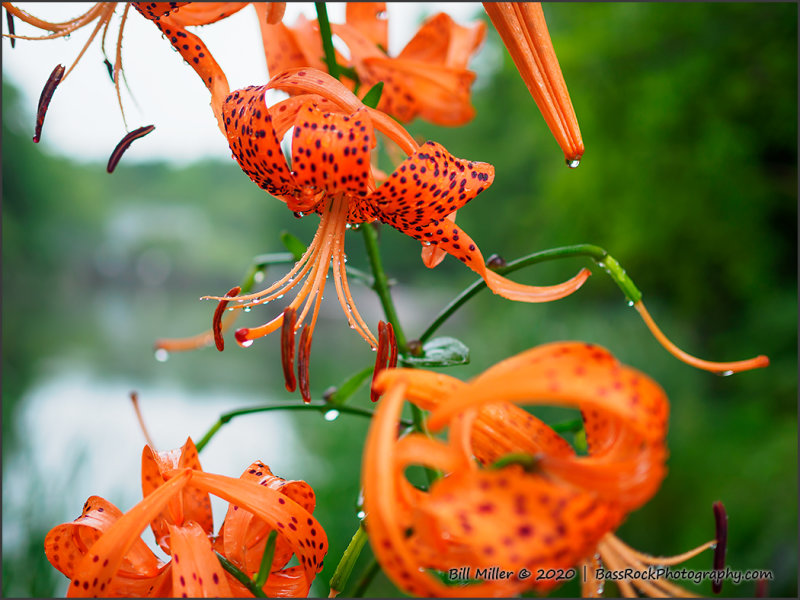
356 510 366 520
324 409 340 422
240 339 254 348
154 348 169 362
345 223 352 229
719 370 734 377
566 158 581 168
243 306 252 313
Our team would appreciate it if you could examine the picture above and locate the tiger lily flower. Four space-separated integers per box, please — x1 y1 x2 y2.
44 437 326 597
257 2 486 127
193 69 588 402
363 342 723 597
483 2 584 166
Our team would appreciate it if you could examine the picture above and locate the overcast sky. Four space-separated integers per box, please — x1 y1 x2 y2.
3 3 484 166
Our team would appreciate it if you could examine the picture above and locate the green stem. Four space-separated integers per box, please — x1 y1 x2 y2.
419 244 642 343
215 552 268 598
350 559 381 598
315 3 339 79
361 223 408 352
253 530 278 589
329 524 368 596
196 402 413 452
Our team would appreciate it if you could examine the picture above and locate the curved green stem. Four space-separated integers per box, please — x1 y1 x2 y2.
419 244 642 343
215 552 268 598
361 223 409 352
350 559 381 598
315 3 339 79
196 402 413 452
329 524 368 596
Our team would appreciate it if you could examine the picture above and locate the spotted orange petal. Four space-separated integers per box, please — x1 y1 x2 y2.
168 521 232 596
398 12 486 69
223 85 298 200
291 101 376 199
67 470 192 598
141 438 213 553
168 2 249 26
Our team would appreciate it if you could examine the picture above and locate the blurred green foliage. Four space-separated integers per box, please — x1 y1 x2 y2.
2 2 796 598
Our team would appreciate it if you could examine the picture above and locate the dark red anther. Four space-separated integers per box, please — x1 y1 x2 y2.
297 327 312 404
34 64 65 143
712 500 728 594
107 125 156 173
7 10 15 48
387 323 398 369
486 253 507 269
212 286 241 351
370 321 389 402
280 307 297 392
234 328 250 344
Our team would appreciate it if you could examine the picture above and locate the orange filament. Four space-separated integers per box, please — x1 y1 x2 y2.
129 391 155 449
634 300 769 374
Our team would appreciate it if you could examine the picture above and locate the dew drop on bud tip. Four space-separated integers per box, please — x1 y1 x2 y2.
240 339 254 348
154 348 169 362
566 158 581 168
324 409 340 422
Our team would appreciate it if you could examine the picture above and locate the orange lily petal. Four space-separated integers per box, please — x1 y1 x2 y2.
483 2 584 163
141 438 213 553
67 470 191 597
291 101 376 200
345 2 388 50
190 471 327 586
168 522 233 597
397 12 486 69
45 496 163 582
167 2 249 27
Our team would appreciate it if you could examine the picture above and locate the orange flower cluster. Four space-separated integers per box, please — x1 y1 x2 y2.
364 342 723 597
44 438 326 597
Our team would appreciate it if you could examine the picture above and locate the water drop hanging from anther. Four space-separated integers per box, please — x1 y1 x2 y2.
240 339 254 348
154 348 169 362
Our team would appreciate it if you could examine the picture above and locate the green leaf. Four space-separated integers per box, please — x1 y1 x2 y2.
361 81 384 109
400 337 470 367
324 366 374 407
280 231 307 261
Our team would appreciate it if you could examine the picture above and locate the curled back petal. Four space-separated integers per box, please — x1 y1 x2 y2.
167 2 249 26
168 521 232 597
256 6 327 77
190 471 327 586
141 438 213 553
223 85 298 200
68 470 192 598
45 496 163 582
398 12 486 70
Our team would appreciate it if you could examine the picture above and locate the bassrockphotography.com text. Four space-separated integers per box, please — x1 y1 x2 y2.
446 565 774 586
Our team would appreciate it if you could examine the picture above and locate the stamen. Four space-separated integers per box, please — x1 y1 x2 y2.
106 125 155 173
298 326 312 404
281 307 297 392
712 501 728 594
6 10 15 48
371 321 389 402
212 286 241 351
104 58 114 82
634 301 769 374
33 64 64 143
129 391 155 449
